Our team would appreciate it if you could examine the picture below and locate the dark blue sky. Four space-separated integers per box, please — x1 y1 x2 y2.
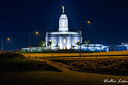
0 0 128 51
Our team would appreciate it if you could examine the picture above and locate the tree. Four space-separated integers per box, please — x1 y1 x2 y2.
39 41 46 47
84 40 91 51
76 41 82 51
76 41 82 57
48 41 52 50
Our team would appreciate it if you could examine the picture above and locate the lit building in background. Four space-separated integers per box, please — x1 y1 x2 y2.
21 5 128 52
45 6 82 50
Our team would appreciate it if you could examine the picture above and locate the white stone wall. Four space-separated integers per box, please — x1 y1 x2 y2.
59 14 68 32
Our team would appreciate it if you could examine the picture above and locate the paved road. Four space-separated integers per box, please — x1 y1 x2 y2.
27 55 128 72
29 58 71 72
1 71 128 85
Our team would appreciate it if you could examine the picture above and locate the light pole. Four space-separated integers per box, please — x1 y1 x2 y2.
1 40 3 52
35 31 40 52
28 31 40 50
1 37 11 52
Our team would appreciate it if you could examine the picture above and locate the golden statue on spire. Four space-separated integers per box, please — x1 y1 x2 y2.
62 5 65 13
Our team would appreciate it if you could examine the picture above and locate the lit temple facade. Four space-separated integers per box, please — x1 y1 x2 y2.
46 6 82 50
21 6 128 52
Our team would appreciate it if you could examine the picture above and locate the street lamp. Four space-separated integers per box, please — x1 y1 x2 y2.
28 31 40 48
1 37 11 52
35 31 39 36
7 37 11 42
87 20 91 24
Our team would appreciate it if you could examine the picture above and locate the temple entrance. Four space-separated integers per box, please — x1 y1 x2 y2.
63 39 67 49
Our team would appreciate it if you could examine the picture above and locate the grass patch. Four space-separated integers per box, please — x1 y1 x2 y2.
0 52 59 72
52 58 128 76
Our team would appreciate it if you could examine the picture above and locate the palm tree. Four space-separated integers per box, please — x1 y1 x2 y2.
84 40 91 51
48 41 52 50
76 41 82 57
76 42 82 51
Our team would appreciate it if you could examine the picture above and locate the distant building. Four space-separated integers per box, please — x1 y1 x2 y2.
21 6 128 52
46 6 82 50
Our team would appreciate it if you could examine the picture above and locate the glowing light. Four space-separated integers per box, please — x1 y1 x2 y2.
35 31 39 36
73 40 75 43
7 37 10 41
54 40 56 43
62 22 65 27
63 46 66 49
63 39 66 44
87 20 91 24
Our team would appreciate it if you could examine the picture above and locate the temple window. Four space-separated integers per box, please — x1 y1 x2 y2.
62 22 65 27
54 40 56 43
63 39 66 44
73 40 75 43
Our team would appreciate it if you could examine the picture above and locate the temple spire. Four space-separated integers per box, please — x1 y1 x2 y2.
62 5 65 13
59 5 68 32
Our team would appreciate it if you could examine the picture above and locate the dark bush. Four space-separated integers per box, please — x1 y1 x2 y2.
0 52 25 59
0 52 60 72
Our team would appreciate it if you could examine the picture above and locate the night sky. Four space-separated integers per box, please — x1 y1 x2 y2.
0 0 128 51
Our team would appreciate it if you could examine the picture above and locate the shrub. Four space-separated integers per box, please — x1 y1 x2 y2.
0 52 25 59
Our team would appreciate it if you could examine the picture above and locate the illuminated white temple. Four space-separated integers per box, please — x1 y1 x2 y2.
45 6 82 49
21 6 128 52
